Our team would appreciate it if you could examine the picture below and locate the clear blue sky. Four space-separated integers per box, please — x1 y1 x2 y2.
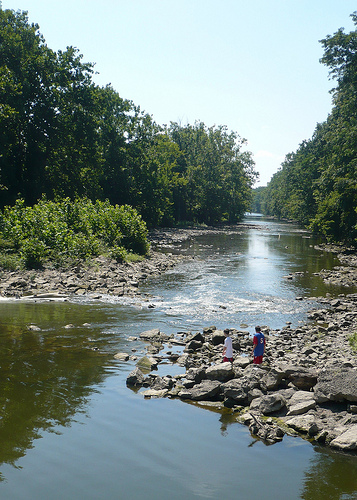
4 0 357 186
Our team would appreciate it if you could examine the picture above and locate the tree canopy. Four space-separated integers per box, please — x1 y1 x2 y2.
0 9 257 228
259 12 357 245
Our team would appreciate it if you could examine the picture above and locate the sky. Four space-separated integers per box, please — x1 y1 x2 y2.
3 0 357 186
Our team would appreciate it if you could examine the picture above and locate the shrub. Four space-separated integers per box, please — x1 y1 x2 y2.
348 333 357 353
0 197 149 269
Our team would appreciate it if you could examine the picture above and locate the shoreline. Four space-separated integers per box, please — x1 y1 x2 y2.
0 224 259 300
1 226 357 451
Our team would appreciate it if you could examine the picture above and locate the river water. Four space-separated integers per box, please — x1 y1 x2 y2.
0 215 356 500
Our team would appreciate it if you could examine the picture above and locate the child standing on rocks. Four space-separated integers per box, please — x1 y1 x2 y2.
251 326 265 365
222 328 233 363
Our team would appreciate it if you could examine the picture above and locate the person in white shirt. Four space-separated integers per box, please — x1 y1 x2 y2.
222 328 233 363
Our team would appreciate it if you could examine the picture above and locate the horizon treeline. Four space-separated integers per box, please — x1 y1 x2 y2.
0 9 257 228
256 13 357 246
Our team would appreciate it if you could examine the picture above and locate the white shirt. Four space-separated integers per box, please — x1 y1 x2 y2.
224 336 233 358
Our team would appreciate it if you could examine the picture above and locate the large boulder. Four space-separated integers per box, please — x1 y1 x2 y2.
139 328 170 342
126 367 145 386
221 379 247 403
330 425 357 451
286 390 316 416
261 368 286 391
277 365 317 390
250 393 287 415
314 367 357 403
206 362 234 382
178 380 221 401
136 356 158 372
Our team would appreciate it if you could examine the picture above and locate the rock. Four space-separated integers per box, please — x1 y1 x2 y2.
178 380 221 401
186 340 203 351
206 362 234 382
126 367 145 386
330 425 357 450
221 379 247 403
211 330 226 345
150 376 174 391
285 414 316 434
139 328 170 342
248 415 285 443
185 367 206 384
142 389 169 398
136 356 158 372
314 367 357 403
189 332 205 343
233 356 250 369
250 393 287 415
261 368 286 391
114 352 129 361
283 365 318 390
286 400 316 416
27 324 41 331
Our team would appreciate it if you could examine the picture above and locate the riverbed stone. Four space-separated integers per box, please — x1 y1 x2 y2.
126 367 145 386
281 365 318 390
206 362 234 382
314 367 357 403
136 356 158 372
249 393 287 415
211 330 226 345
142 388 169 398
114 352 130 361
286 400 316 416
178 380 221 401
261 367 286 390
330 425 357 450
285 414 317 434
233 356 250 369
221 379 247 403
139 328 170 342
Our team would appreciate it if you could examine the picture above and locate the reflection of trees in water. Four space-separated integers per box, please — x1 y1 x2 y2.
0 321 112 481
300 445 357 500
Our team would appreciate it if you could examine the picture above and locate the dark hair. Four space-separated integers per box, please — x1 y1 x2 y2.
223 328 230 334
255 326 261 332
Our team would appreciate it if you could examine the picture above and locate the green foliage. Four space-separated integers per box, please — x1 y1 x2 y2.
0 9 256 229
0 198 149 269
348 333 357 352
167 121 258 224
260 13 357 245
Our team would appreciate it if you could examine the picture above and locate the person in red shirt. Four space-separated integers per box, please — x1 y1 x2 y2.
251 326 265 365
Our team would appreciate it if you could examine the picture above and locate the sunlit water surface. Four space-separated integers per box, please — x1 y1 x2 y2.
0 215 356 500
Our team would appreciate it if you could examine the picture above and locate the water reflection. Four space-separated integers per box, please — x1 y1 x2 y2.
0 302 117 481
301 446 357 500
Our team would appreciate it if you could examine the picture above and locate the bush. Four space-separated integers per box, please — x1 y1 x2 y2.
0 197 149 269
348 333 357 353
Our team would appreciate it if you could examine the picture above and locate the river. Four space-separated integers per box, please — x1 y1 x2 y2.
0 215 356 500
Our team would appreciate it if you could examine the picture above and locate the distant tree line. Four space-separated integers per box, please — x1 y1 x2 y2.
256 13 357 245
0 9 257 230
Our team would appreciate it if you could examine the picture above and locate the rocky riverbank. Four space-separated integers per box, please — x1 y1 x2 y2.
2 226 357 451
122 241 357 453
0 224 253 300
